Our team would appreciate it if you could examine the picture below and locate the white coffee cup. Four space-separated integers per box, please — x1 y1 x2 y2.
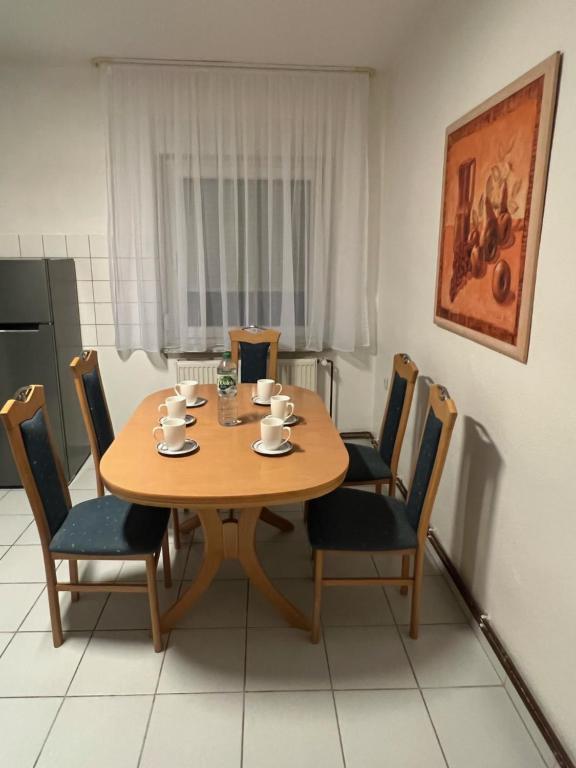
270 395 294 421
153 417 186 451
175 380 198 404
260 415 291 450
257 379 282 401
158 395 186 419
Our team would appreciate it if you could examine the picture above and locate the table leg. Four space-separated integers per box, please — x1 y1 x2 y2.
238 507 311 631
259 507 295 532
161 506 311 633
179 513 202 535
159 509 222 633
181 507 295 534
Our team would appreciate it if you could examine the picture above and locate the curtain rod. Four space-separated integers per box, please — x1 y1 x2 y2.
91 56 375 76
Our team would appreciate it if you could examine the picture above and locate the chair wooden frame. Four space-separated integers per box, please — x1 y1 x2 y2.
0 385 171 652
340 353 419 496
312 383 457 643
70 349 182 549
229 326 280 381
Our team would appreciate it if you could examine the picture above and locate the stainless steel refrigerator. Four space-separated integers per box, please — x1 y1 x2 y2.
0 258 90 486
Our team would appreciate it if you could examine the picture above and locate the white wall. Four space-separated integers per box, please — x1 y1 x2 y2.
376 0 576 756
0 66 106 234
0 64 380 432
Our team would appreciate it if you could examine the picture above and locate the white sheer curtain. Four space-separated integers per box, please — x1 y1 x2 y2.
103 64 369 353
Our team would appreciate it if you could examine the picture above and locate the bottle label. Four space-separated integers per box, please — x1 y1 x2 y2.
217 373 236 394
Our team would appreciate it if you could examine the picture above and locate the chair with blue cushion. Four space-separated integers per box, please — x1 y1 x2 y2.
229 325 280 382
307 383 457 642
70 350 182 548
0 385 172 652
229 326 294 533
340 353 418 496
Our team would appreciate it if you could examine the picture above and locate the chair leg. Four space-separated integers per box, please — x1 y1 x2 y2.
68 560 80 602
171 508 181 550
146 556 163 652
45 555 63 648
374 481 383 495
388 477 396 498
400 555 410 596
409 547 425 639
312 550 324 644
161 532 172 588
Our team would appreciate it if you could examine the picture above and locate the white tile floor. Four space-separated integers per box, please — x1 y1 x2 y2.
0 461 554 767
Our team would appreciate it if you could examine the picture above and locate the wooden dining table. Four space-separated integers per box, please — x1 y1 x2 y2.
100 383 348 634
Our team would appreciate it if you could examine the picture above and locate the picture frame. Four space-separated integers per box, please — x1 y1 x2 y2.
434 52 561 362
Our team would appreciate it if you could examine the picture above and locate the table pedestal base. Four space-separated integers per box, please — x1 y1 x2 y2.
179 506 295 536
160 507 311 633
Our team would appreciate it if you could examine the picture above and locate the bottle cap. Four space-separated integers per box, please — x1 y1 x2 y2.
223 351 231 359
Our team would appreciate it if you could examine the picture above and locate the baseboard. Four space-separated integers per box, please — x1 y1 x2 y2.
395 476 574 768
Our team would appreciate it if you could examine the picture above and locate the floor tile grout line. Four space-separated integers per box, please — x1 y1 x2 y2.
137 535 194 767
321 621 348 768
32 590 111 768
0 683 513 700
388 584 451 768
239 575 250 768
418 688 451 768
0 630 16 659
501 679 553 768
135 607 179 767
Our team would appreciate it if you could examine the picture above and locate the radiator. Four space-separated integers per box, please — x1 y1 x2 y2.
176 357 318 391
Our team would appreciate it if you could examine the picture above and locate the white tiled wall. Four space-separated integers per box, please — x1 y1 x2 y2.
0 233 115 348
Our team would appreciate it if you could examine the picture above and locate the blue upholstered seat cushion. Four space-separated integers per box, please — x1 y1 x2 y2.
49 496 170 556
307 487 417 551
344 442 392 483
239 342 270 383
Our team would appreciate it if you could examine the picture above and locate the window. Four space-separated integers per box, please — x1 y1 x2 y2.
104 63 369 353
185 177 309 330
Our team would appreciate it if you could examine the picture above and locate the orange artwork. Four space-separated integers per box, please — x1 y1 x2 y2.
435 54 561 362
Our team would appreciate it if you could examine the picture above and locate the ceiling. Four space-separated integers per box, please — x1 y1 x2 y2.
0 0 435 68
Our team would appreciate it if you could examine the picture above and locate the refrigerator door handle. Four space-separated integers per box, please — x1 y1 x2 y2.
0 325 41 332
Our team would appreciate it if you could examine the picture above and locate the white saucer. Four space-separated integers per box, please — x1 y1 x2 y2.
156 438 199 457
283 414 298 426
252 396 271 406
251 439 293 456
159 414 196 426
187 397 207 408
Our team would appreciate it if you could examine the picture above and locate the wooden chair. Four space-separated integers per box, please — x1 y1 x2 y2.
70 350 182 549
307 383 457 643
0 385 172 652
231 325 294 533
340 353 418 496
229 325 280 382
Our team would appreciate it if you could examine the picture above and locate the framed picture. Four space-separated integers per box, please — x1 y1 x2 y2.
434 53 561 362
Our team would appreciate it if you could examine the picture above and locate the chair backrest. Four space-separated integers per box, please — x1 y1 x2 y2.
0 385 71 546
70 349 114 496
378 353 419 476
229 326 281 383
405 384 457 539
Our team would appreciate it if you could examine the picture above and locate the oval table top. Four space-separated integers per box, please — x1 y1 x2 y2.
100 383 349 509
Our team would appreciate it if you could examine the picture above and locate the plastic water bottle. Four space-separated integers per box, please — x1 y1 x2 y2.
217 351 238 426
